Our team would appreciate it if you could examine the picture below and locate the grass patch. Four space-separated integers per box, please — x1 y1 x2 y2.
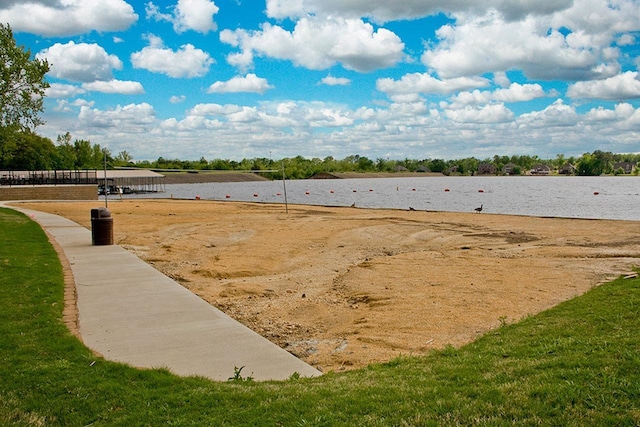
1 206 639 426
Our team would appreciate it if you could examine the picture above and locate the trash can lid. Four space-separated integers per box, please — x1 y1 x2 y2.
91 207 111 218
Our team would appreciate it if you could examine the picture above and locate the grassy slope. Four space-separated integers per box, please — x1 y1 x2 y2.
0 206 638 426
161 171 269 184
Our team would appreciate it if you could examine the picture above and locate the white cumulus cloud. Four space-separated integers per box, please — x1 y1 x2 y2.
445 103 515 124
493 83 546 102
265 0 573 23
448 83 546 108
585 103 636 122
320 76 351 86
220 16 404 73
553 0 640 42
46 83 87 99
170 95 187 104
146 0 219 34
421 9 620 80
78 103 156 128
131 35 214 78
36 41 123 83
188 103 244 116
376 73 489 101
567 72 640 100
518 99 579 128
82 80 145 95
304 106 354 127
207 74 273 94
0 0 137 37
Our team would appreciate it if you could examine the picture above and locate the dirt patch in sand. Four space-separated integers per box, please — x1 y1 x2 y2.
19 200 640 372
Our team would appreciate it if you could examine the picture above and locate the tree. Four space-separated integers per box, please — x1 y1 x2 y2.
577 150 614 176
114 150 134 167
209 158 231 170
376 157 393 172
577 153 596 176
591 150 614 175
553 153 566 169
55 132 77 169
0 125 17 167
356 156 375 172
322 156 338 172
428 158 447 173
10 131 56 170
74 139 94 168
0 24 50 131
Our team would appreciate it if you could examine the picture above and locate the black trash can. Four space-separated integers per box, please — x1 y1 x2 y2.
91 207 113 245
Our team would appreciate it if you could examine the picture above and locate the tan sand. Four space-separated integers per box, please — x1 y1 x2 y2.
19 199 640 372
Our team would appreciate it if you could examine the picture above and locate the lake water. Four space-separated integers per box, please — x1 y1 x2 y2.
129 176 640 221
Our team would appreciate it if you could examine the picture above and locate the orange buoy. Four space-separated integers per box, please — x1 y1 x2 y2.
276 192 282 196
353 189 357 192
253 193 258 197
305 191 310 195
225 194 231 199
195 195 201 200
330 190 334 193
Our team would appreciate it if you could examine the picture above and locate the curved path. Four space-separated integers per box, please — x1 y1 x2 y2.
7 203 321 381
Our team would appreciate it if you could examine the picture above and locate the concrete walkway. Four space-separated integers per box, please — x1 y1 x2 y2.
6 204 322 381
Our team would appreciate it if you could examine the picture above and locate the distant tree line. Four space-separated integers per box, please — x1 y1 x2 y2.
0 131 110 171
124 151 640 179
2 129 639 179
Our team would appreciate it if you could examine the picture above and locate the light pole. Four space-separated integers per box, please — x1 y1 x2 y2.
103 150 108 208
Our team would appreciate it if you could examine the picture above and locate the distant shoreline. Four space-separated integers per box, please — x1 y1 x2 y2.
161 171 446 184
160 170 638 184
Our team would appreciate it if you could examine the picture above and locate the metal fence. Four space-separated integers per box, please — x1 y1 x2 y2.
0 170 98 186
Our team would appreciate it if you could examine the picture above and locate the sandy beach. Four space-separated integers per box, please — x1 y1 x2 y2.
19 199 640 372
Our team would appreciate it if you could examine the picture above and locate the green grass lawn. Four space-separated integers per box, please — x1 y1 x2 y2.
1 206 639 426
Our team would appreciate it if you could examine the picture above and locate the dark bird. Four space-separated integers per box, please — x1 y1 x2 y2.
474 204 483 213
350 202 356 208
409 207 416 211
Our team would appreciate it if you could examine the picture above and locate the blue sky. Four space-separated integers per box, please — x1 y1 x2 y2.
3 0 640 161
